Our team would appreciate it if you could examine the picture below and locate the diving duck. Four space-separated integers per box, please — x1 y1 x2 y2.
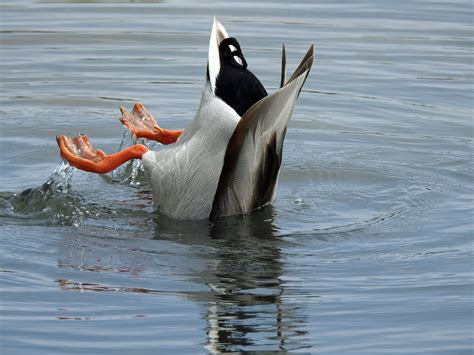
56 19 314 220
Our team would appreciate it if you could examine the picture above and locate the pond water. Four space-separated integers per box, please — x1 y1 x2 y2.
1 0 473 353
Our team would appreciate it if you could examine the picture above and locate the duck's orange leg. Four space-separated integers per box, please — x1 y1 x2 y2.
56 134 148 174
120 102 183 145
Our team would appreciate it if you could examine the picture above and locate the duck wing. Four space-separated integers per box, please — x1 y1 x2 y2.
210 45 314 218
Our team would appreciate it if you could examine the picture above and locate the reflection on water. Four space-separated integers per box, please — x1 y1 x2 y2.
207 210 304 352
55 207 309 352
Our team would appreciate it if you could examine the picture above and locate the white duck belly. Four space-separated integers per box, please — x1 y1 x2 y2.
142 84 240 220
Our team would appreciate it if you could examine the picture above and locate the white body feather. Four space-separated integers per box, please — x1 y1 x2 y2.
142 83 240 220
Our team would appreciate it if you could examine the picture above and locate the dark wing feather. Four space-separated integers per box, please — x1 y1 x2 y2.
280 44 286 88
210 45 314 218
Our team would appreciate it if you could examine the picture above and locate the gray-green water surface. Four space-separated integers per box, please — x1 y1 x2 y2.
1 0 473 353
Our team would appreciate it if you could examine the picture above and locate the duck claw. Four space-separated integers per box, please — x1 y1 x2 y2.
58 134 105 163
56 134 108 173
56 134 148 174
119 102 159 139
119 102 183 145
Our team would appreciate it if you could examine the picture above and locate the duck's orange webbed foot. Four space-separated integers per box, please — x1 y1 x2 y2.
119 102 183 145
56 134 148 174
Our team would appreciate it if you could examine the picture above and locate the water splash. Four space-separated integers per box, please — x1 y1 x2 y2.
0 131 158 227
107 130 150 187
8 161 74 211
0 161 87 226
43 160 74 194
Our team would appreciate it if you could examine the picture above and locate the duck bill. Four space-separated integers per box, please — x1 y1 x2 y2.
208 18 229 93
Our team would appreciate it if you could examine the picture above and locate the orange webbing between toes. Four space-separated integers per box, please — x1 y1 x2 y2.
57 135 148 174
120 103 183 145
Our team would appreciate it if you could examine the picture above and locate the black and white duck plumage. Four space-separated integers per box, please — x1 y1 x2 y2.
56 18 314 220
